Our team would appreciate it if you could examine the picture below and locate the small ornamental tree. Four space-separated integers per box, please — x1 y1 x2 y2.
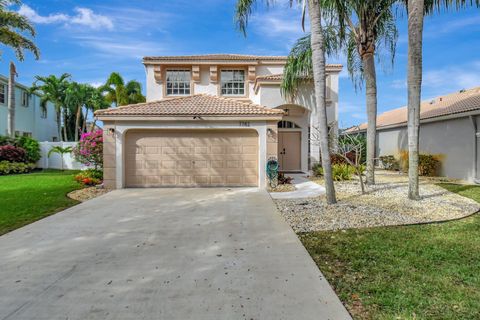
73 130 103 169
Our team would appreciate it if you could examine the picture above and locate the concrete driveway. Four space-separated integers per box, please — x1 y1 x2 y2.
0 188 351 320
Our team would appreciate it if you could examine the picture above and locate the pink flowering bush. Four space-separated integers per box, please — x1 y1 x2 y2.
73 130 103 169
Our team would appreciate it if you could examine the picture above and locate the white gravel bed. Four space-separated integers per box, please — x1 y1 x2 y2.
274 171 480 233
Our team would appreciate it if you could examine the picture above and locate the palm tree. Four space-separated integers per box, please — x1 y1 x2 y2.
235 0 337 203
85 87 110 132
405 0 479 199
100 72 145 107
48 146 72 171
65 82 93 141
30 74 71 141
7 62 17 137
0 0 40 61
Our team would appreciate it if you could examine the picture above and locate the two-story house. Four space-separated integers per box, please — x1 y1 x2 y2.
96 54 342 189
0 75 59 141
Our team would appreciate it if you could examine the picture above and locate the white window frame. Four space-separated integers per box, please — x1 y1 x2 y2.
220 69 246 96
165 69 191 96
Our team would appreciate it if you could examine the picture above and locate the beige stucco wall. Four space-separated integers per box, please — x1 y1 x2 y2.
376 116 476 181
103 122 116 189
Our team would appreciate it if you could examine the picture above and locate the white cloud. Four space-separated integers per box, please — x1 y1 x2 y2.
18 5 113 30
18 4 68 24
423 62 480 91
72 35 168 59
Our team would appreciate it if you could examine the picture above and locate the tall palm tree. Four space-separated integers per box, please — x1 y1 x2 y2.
2 0 39 138
100 72 145 107
85 87 110 132
30 74 71 141
235 0 337 203
0 0 40 61
7 62 17 137
405 0 479 199
282 1 398 185
65 82 93 141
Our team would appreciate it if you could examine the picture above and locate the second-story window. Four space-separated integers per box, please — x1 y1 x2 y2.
166 70 191 96
221 70 245 96
41 107 47 119
21 91 29 107
0 84 6 104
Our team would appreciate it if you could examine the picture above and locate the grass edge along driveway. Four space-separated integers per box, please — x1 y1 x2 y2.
0 169 82 236
300 183 480 320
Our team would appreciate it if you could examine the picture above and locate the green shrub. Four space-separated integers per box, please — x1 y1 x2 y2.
379 155 399 171
398 151 441 176
0 135 15 146
0 161 36 175
314 163 355 181
15 136 41 163
418 154 440 176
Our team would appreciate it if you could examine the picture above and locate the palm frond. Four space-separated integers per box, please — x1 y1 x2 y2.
0 26 39 60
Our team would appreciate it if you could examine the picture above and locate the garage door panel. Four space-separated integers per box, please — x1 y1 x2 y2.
125 129 258 187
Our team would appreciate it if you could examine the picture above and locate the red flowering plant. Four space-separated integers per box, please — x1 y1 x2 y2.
73 130 104 169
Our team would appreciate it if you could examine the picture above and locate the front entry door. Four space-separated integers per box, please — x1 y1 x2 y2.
278 131 301 171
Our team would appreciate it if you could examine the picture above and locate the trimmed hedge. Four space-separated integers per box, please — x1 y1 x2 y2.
0 145 26 163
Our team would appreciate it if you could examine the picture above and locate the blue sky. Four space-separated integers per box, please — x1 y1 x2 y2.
1 0 479 128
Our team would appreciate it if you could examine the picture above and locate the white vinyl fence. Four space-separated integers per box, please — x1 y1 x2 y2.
37 142 90 170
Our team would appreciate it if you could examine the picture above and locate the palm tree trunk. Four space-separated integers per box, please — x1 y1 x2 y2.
89 119 97 133
56 105 62 141
308 0 336 204
407 0 424 200
7 62 16 138
63 108 68 141
363 53 377 185
82 108 89 133
75 104 82 141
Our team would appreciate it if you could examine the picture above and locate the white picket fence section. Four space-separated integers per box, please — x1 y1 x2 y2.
37 142 90 170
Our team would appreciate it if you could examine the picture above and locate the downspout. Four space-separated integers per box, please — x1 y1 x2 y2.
470 115 479 184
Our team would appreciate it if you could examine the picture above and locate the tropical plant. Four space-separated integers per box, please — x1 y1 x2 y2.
85 87 110 132
30 73 71 141
100 72 145 107
65 82 94 141
0 160 35 175
0 145 26 162
74 169 103 186
235 0 337 204
0 0 40 61
15 136 40 163
404 0 479 199
48 146 72 171
72 130 103 169
282 0 399 186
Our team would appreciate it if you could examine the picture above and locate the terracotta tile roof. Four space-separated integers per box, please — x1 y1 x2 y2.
255 66 343 82
95 94 285 117
143 54 287 62
351 86 480 131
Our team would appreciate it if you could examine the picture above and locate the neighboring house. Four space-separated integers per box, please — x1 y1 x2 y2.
96 54 342 189
0 75 59 141
348 86 480 182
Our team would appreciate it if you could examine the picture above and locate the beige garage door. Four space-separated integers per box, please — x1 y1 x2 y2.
125 129 259 187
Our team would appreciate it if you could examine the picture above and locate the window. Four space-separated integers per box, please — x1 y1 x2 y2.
0 84 6 104
278 120 301 129
40 107 47 119
21 91 29 107
52 137 58 142
221 70 245 96
166 70 191 96
22 132 32 138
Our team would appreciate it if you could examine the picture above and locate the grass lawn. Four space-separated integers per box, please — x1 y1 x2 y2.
300 183 480 320
0 169 82 236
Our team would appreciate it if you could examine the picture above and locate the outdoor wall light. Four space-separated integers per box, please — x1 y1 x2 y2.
108 128 115 136
267 128 275 136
